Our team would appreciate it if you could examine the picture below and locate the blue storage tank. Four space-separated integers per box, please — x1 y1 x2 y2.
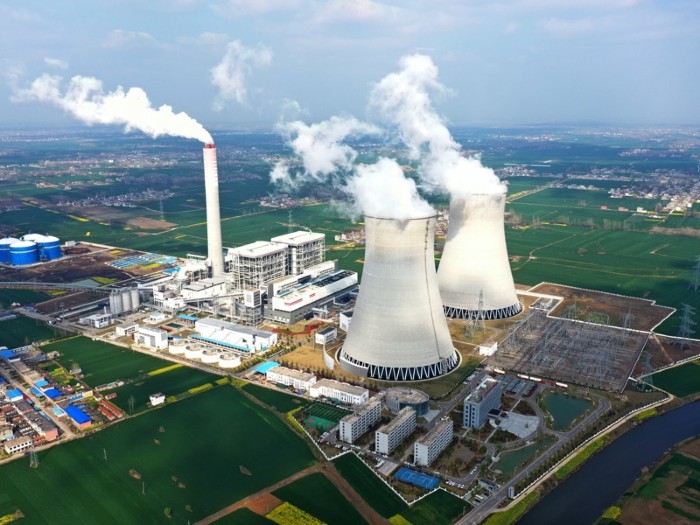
10 240 39 265
0 237 19 263
38 235 62 260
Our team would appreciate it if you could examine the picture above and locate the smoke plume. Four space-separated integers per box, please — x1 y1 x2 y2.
371 54 505 196
12 73 213 143
211 40 272 110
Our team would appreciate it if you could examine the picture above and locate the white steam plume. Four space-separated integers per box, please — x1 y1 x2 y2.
345 158 434 220
13 73 212 143
277 115 380 181
371 54 505 196
211 40 272 110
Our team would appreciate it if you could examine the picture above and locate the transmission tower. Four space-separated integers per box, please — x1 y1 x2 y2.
690 256 700 292
677 303 697 350
29 444 39 469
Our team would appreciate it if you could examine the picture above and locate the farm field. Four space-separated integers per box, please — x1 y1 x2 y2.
651 360 700 398
333 453 406 518
242 382 308 413
45 337 167 387
0 315 60 348
401 489 471 525
0 387 316 524
272 472 368 525
0 289 48 309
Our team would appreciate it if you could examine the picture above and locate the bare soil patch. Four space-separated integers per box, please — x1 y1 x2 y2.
245 493 282 516
127 217 177 230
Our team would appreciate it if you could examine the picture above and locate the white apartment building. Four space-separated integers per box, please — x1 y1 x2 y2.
308 379 369 405
414 419 453 467
266 366 317 392
339 398 382 444
375 407 416 455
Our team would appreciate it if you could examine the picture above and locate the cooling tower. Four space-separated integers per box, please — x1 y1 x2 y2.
338 216 459 381
437 191 522 320
203 144 225 278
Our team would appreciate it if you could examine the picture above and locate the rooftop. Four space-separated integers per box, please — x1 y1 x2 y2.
267 365 316 383
271 231 325 246
415 419 452 447
378 407 416 435
228 241 287 258
465 376 500 404
196 317 275 339
311 378 367 397
341 398 381 425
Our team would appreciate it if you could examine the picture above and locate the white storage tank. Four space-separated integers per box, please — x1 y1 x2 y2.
201 349 220 364
219 353 241 368
184 346 203 360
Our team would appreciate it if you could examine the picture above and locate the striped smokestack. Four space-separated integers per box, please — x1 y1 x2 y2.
203 144 224 278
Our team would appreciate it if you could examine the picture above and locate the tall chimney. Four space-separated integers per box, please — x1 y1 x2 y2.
338 216 459 381
203 144 225 278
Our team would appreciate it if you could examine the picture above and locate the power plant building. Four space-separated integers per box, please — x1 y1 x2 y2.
264 261 357 325
375 407 416 455
308 378 369 405
226 241 288 291
270 231 325 275
135 326 168 350
339 398 382 444
265 366 317 391
194 318 277 352
414 418 453 466
438 191 522 320
463 376 502 429
338 216 459 381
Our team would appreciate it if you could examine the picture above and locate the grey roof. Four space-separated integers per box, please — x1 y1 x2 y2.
195 317 275 338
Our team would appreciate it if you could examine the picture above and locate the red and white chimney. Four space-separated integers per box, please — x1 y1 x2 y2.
203 143 225 278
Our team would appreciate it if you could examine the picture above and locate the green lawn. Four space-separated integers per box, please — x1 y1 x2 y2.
0 289 48 309
45 337 167 387
651 360 700 397
0 387 316 524
400 489 470 525
272 473 368 525
242 383 308 413
332 453 406 518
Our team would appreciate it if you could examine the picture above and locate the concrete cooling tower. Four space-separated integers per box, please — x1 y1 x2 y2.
203 144 225 278
437 191 522 320
338 216 459 381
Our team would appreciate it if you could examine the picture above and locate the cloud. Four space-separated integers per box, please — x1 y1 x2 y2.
314 0 400 23
214 0 305 16
103 29 161 48
210 40 272 109
542 17 596 35
44 57 69 70
12 73 212 143
179 32 230 46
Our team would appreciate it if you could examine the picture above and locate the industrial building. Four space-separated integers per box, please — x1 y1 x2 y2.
308 378 369 405
438 191 522 320
226 241 288 291
270 231 325 275
315 326 337 345
339 310 353 332
0 233 63 265
384 388 430 417
339 398 382 444
109 288 140 316
194 318 277 352
264 261 358 325
265 366 317 391
79 312 113 329
115 323 138 337
414 418 453 466
134 326 168 350
338 216 459 381
463 376 502 429
375 407 417 455
203 144 225 278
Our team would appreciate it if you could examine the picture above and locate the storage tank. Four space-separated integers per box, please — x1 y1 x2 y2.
0 237 19 263
184 346 203 360
219 353 241 368
168 339 187 355
201 349 220 364
37 235 62 260
438 191 522 320
21 233 45 243
10 240 39 265
338 216 459 381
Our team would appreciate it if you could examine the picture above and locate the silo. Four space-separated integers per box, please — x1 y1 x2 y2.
21 233 45 243
10 240 39 265
37 235 62 260
437 191 522 320
0 237 19 263
338 216 459 381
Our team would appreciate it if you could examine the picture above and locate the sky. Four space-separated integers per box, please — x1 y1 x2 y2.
1 0 699 129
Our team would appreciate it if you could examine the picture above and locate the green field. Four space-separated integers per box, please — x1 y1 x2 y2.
272 472 368 525
0 289 48 309
45 337 168 387
242 383 308 412
0 387 316 524
651 360 700 397
0 315 60 348
111 366 218 414
401 489 471 525
333 453 406 518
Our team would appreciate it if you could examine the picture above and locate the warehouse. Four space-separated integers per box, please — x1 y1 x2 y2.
135 326 168 350
194 318 277 352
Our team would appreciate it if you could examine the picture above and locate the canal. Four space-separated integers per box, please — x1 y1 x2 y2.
518 400 700 525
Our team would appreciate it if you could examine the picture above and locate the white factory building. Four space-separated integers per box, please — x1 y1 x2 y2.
375 407 416 455
135 326 168 350
463 376 503 429
115 322 138 337
227 241 288 291
339 310 353 332
414 419 453 467
339 398 382 444
270 231 325 275
194 318 277 352
264 261 358 325
265 366 317 391
308 378 369 405
315 326 337 345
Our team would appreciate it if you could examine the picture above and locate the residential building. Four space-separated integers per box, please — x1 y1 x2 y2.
414 419 453 466
266 366 317 392
308 379 369 405
339 398 382 444
375 407 416 455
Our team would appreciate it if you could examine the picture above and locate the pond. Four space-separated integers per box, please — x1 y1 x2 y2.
543 392 592 431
